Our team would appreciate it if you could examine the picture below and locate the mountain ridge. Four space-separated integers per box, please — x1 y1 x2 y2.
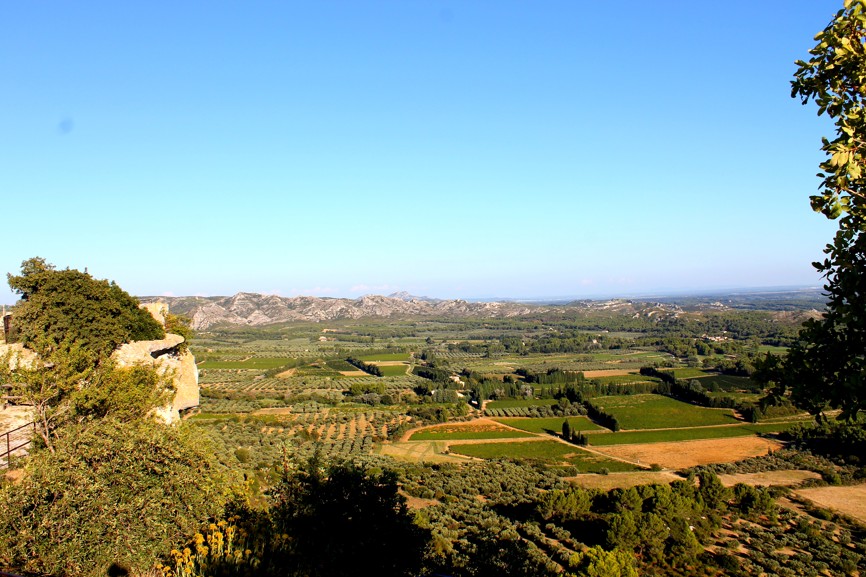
141 292 541 330
139 287 825 330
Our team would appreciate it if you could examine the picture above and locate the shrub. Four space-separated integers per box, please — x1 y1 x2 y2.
6 257 164 359
0 419 229 576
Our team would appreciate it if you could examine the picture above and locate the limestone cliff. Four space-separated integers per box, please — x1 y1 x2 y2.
112 333 199 424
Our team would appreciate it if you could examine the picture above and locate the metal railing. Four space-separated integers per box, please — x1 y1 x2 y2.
0 421 35 471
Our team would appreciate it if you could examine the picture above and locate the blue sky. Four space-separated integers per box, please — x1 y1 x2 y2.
0 1 843 304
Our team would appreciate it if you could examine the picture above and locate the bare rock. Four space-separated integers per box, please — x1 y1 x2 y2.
112 334 199 424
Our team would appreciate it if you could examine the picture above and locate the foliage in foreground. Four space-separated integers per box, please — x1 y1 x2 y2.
0 418 229 576
6 257 165 359
777 0 866 420
161 454 430 577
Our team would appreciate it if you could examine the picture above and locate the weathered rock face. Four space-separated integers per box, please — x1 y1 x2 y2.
112 334 199 424
1 303 199 426
141 302 169 327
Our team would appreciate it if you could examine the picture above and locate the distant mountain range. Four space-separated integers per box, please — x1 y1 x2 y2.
141 287 826 330
144 293 538 330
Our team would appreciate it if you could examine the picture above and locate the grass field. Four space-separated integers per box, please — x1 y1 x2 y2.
377 364 410 376
659 368 710 379
198 357 293 370
588 374 659 385
592 394 738 429
587 421 804 446
494 416 604 434
486 399 558 409
449 441 639 472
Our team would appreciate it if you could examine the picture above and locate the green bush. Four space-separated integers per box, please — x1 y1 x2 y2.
7 257 165 359
0 419 230 576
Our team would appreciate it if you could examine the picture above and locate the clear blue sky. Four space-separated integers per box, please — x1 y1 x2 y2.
0 1 843 304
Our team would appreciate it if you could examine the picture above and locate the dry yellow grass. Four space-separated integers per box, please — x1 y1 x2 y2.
795 485 866 524
719 470 822 488
401 417 512 442
566 471 682 490
375 440 468 463
593 437 781 469
582 369 640 378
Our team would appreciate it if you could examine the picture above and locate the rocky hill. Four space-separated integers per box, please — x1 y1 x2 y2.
138 290 820 331
141 293 542 330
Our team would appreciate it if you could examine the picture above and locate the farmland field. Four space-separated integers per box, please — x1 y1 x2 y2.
185 314 814 478
587 421 804 446
719 470 822 487
358 353 412 362
409 425 534 440
376 363 410 376
587 374 659 385
198 357 294 370
594 436 783 469
706 391 763 402
140 305 866 577
794 485 866 524
591 394 739 429
757 345 789 355
568 471 683 490
659 367 710 379
325 359 357 372
449 441 639 472
494 416 605 434
486 398 558 409
458 350 675 373
696 374 761 391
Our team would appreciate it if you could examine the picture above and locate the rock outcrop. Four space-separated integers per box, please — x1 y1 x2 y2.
1 304 199 426
112 334 199 424
112 305 199 424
